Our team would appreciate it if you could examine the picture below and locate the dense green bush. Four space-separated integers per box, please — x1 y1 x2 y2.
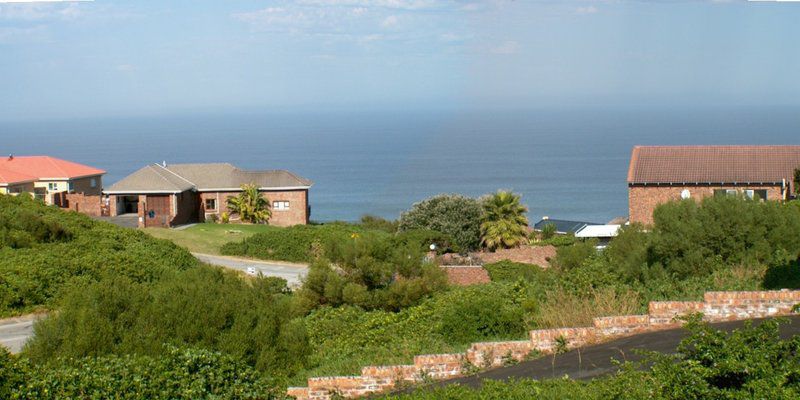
300 283 532 380
294 234 447 312
25 266 309 378
220 223 387 262
359 214 399 233
2 346 280 399
648 196 800 278
483 260 546 283
398 194 484 252
0 195 196 317
551 239 598 270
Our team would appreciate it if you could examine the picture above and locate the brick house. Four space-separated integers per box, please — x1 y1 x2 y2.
103 163 312 228
628 145 800 225
0 155 105 205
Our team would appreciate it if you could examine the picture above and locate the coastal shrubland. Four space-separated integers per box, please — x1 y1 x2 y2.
4 193 800 398
0 195 196 317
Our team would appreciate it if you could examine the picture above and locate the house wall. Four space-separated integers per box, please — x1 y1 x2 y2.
199 189 309 226
70 175 103 196
171 191 199 226
629 184 783 225
34 175 103 204
0 182 35 195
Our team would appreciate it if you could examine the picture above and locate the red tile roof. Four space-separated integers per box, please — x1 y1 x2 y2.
627 146 800 190
0 156 105 185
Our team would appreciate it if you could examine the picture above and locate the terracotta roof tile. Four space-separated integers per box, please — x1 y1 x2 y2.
0 156 104 185
627 146 800 191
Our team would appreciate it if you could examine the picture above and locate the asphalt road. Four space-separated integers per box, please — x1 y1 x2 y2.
0 314 42 354
405 315 800 392
192 253 308 286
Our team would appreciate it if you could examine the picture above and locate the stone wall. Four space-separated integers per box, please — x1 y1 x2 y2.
441 266 491 286
287 289 800 400
628 184 783 225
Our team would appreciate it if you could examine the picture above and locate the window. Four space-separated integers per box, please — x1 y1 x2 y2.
90 178 97 188
47 182 57 191
67 182 74 192
744 189 767 201
273 201 290 211
205 198 217 210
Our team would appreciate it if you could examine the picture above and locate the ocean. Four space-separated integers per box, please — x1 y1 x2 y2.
3 106 799 223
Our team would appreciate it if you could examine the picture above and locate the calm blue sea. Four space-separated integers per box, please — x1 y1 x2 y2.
2 106 799 223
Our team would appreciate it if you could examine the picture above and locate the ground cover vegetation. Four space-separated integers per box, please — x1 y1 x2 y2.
384 317 800 400
0 195 197 317
3 193 800 398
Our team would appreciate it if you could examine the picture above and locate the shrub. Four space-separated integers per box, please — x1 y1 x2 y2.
539 223 557 240
359 215 398 233
10 346 279 399
221 223 381 263
484 260 546 283
294 234 447 312
435 284 527 343
24 266 309 378
398 194 484 252
551 240 598 270
0 195 196 317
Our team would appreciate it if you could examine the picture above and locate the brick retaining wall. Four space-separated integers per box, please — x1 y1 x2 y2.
441 266 491 286
287 290 800 400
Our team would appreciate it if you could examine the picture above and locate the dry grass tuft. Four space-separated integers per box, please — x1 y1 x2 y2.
533 287 641 328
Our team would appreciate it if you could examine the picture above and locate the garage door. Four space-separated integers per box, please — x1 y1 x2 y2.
144 195 171 227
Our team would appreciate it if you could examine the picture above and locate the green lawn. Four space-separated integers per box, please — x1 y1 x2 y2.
144 223 280 255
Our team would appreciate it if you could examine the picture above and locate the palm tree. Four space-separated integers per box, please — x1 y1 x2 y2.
480 190 529 251
226 184 271 224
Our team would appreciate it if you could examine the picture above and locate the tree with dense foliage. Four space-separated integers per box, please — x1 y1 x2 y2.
226 184 271 224
398 194 483 252
795 167 800 196
294 234 447 312
480 191 529 251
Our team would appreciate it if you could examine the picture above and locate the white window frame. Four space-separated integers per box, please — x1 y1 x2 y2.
273 201 290 211
743 189 755 199
205 198 217 211
90 178 97 188
47 182 57 191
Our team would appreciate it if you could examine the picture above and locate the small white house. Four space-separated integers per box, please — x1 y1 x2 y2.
574 224 622 249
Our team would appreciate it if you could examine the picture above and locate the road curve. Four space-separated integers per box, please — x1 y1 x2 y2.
0 314 44 354
402 315 800 393
192 253 308 286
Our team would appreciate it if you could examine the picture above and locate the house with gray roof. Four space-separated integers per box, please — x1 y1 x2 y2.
104 162 313 228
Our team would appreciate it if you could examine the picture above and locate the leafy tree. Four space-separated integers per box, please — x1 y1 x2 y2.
226 184 271 224
359 214 399 233
398 194 483 252
480 191 529 251
795 167 800 196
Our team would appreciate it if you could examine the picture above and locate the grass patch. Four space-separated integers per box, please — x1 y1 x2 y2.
144 224 280 255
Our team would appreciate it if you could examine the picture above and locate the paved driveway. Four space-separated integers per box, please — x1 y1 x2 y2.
192 253 308 286
0 314 43 354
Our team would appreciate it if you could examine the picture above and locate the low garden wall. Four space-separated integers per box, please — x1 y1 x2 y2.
287 289 800 400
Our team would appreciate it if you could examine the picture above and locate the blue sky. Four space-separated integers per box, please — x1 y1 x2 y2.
1 0 799 120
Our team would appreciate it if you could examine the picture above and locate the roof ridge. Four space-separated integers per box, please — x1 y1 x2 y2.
155 163 197 188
